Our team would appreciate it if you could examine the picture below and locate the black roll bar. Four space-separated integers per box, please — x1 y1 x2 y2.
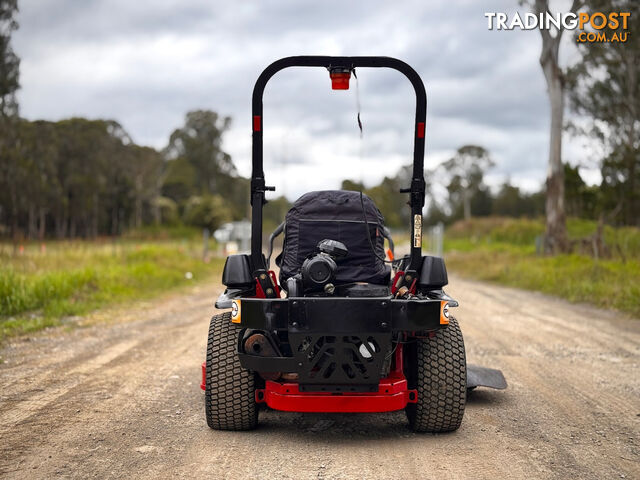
250 56 427 274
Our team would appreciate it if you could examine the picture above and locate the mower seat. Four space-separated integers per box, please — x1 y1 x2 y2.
276 190 390 287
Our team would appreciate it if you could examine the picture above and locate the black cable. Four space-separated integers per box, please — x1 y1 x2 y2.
384 338 418 359
359 191 394 264
352 69 363 138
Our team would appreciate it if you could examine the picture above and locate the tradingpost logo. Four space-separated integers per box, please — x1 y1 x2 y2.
485 11 631 43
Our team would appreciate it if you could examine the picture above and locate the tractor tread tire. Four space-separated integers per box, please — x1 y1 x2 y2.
205 312 258 430
406 317 467 433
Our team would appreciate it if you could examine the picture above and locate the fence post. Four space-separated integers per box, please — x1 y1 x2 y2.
427 222 444 257
203 228 210 261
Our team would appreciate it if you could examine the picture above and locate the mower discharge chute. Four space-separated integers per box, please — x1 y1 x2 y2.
202 56 506 432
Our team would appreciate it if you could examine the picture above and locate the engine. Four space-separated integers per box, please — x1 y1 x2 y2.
300 239 348 294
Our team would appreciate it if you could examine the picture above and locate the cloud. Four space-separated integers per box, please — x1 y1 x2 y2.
14 0 590 201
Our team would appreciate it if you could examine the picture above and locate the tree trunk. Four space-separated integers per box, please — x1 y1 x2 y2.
152 199 160 225
28 204 36 239
624 52 638 226
8 181 18 239
463 188 471 220
543 68 568 252
38 207 46 240
54 213 61 238
91 194 99 238
54 213 63 239
111 205 119 236
536 0 569 253
57 211 69 239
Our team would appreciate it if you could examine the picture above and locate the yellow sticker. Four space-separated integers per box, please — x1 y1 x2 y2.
231 300 241 324
440 301 450 325
413 214 422 248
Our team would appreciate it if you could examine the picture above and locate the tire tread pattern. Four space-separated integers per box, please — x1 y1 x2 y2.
205 312 258 430
406 317 466 432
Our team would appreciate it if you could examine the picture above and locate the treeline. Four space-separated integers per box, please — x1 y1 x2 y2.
424 163 601 226
1 112 633 240
344 146 624 230
0 114 633 241
0 111 255 239
423 148 604 227
2 118 161 238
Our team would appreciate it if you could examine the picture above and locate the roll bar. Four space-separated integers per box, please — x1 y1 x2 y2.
250 56 427 273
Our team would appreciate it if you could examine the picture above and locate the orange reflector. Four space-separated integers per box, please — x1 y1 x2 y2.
231 300 242 324
386 248 394 261
440 301 450 325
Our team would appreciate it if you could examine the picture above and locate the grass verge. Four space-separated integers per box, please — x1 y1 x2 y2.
443 218 640 318
0 239 224 341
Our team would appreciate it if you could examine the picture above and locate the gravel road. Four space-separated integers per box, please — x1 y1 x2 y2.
1 277 638 479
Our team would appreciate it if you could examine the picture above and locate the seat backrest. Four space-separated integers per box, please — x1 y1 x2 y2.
276 190 389 285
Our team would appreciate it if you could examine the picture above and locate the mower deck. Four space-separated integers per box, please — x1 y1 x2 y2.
203 343 419 413
200 361 507 413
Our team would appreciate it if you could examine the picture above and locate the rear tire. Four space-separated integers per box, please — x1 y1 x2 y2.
205 312 258 430
405 317 466 433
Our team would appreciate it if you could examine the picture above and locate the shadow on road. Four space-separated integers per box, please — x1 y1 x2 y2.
229 389 512 443
466 388 511 407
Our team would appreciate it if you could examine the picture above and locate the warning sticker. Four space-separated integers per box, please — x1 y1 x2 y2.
413 214 422 248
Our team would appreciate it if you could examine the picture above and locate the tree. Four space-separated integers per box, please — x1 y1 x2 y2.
164 110 250 220
14 120 59 239
366 176 410 229
4 117 166 238
161 156 197 204
441 145 494 220
1 112 244 238
340 165 413 229
530 0 583 252
0 0 19 118
340 179 365 192
182 194 232 231
263 195 291 231
52 118 135 237
493 182 545 218
424 203 449 226
567 0 639 226
563 164 599 219
0 0 20 237
128 146 163 228
153 196 179 225
165 110 235 196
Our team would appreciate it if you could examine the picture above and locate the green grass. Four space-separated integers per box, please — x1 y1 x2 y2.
122 224 204 240
0 239 224 341
443 217 640 318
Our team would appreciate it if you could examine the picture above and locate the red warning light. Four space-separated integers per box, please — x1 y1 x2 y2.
330 69 351 90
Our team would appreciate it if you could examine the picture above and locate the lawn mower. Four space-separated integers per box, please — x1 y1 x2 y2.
202 56 506 432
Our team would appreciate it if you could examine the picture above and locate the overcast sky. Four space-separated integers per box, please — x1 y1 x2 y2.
14 0 593 200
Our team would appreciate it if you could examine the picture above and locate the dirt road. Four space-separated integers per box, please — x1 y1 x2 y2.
1 277 638 479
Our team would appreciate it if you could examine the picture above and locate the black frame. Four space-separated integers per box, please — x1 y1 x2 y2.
236 296 445 391
250 56 427 274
